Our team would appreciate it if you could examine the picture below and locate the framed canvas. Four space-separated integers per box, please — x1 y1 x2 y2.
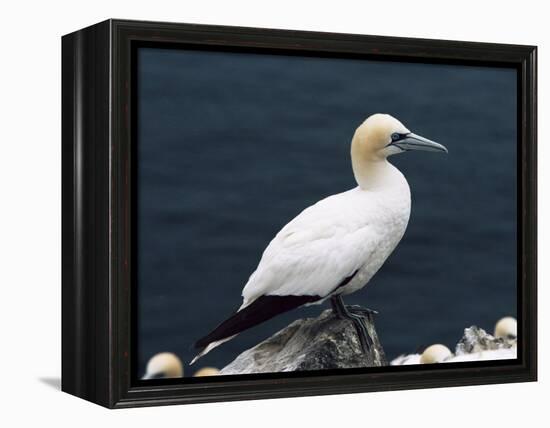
61 19 537 408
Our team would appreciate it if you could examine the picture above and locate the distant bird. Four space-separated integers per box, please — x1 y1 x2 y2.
420 344 453 364
191 113 447 365
391 343 453 366
494 317 517 339
194 367 221 377
142 352 183 379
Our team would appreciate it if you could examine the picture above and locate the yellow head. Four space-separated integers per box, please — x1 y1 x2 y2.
352 113 447 162
494 317 517 339
420 344 453 364
351 113 447 188
142 352 183 379
194 367 221 377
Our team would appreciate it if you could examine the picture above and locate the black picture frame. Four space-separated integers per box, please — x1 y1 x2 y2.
61 19 537 408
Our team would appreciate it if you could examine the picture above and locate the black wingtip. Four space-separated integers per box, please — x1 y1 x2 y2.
193 294 321 351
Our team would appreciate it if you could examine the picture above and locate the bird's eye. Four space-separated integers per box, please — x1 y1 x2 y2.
391 133 400 141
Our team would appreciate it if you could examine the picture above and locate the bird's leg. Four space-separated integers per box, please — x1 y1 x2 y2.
330 295 373 353
330 294 348 318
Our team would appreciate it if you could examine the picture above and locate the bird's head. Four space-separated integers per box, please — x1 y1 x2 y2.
142 352 183 380
351 113 447 162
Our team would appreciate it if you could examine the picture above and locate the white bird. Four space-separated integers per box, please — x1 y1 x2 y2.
420 344 453 364
193 367 221 377
494 317 517 339
191 113 447 365
142 352 183 379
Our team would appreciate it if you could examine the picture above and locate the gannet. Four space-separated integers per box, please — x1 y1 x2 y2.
420 344 453 364
193 367 221 377
494 317 517 339
191 113 447 365
142 352 183 379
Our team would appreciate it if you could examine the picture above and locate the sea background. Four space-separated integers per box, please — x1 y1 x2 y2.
136 47 517 376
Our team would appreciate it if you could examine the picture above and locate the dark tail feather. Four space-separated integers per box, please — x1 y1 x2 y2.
194 294 321 350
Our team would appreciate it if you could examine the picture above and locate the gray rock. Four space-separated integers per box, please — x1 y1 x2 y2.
220 309 387 375
455 326 517 355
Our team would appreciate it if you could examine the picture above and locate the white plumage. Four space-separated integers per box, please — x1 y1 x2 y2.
191 113 446 364
242 169 410 305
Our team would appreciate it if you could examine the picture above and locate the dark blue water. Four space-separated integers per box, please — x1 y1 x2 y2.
137 47 517 376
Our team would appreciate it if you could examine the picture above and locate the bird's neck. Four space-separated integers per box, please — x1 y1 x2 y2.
352 158 403 191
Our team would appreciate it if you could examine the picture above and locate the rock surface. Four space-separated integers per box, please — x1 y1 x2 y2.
220 309 386 375
455 326 516 355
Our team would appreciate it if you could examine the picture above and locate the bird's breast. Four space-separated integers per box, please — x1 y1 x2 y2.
337 183 411 296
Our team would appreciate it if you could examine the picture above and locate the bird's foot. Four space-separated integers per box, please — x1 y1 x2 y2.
346 305 378 317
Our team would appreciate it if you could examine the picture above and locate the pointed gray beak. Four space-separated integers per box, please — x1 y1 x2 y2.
392 133 448 153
